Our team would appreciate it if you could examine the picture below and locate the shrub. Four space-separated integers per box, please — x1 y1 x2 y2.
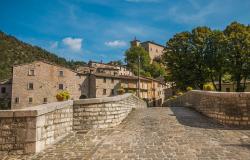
127 90 135 93
203 83 215 91
117 88 125 95
186 86 193 91
176 91 183 96
56 91 70 101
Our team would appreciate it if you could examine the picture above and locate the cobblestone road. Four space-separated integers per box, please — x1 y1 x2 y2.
2 107 250 160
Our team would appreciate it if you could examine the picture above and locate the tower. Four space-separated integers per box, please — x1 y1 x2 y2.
130 37 140 47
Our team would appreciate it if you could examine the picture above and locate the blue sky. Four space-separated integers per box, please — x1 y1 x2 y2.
1 0 250 62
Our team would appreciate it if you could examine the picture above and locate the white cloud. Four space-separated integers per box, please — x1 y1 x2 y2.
105 40 127 47
62 37 82 51
50 41 58 49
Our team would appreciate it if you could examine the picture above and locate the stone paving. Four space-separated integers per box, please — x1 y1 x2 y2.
1 107 250 160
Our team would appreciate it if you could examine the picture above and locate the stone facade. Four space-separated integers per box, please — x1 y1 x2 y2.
73 93 147 131
166 90 250 127
89 73 165 106
130 39 165 63
11 61 88 109
216 81 250 92
0 94 146 154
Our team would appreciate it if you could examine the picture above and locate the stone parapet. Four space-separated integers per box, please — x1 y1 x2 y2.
166 90 250 127
73 93 147 131
0 101 73 154
0 94 146 154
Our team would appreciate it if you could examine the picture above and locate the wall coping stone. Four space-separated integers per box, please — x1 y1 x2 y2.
0 100 73 118
74 93 134 105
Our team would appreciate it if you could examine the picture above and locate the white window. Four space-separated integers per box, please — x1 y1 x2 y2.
59 71 64 77
28 69 35 76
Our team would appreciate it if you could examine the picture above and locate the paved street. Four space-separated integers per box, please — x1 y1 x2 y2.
2 107 250 160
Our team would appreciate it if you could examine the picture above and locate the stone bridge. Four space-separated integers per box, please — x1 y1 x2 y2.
1 92 250 159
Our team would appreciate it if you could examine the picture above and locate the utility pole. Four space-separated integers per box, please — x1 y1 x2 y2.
138 54 140 98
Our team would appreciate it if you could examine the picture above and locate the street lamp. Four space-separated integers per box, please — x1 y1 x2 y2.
138 54 140 98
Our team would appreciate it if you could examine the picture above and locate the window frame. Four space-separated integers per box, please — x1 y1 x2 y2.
43 98 48 104
15 97 19 104
28 69 35 76
59 84 64 90
28 83 34 90
28 97 33 104
103 89 107 95
59 70 64 77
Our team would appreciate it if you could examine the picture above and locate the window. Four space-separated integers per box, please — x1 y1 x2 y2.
43 98 48 103
28 83 34 90
226 88 230 92
111 89 115 95
1 87 6 94
103 89 107 95
103 78 106 83
15 97 19 104
111 78 114 83
156 49 158 53
28 97 33 104
59 84 64 90
59 71 64 77
28 69 35 76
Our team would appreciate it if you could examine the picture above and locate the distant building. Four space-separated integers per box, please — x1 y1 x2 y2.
215 81 250 92
7 60 166 109
130 38 165 63
89 73 166 106
11 61 88 109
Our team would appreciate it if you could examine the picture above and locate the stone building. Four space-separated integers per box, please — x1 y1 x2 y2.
89 73 166 106
215 81 250 92
130 38 165 62
11 61 88 109
7 60 166 109
88 61 133 76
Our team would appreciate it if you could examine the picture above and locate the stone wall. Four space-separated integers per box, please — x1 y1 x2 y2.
0 101 73 154
166 90 250 127
0 94 146 154
73 93 147 131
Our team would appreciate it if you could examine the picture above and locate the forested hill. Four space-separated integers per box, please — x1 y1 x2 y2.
0 31 86 81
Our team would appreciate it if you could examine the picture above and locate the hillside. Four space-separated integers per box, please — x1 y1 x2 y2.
0 31 86 81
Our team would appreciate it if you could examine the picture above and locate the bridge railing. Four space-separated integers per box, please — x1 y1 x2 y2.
0 94 146 154
166 90 250 127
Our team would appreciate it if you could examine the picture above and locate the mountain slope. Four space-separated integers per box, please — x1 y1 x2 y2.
0 31 86 80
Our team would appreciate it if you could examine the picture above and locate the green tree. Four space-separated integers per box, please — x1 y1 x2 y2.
164 31 196 90
224 22 250 91
204 30 228 91
125 46 151 76
190 26 212 89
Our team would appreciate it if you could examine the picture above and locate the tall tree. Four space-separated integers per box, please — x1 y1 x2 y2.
190 26 212 89
125 46 151 77
204 30 228 91
164 31 196 90
224 22 250 91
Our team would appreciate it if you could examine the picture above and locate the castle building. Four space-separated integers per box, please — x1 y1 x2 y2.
130 38 165 63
